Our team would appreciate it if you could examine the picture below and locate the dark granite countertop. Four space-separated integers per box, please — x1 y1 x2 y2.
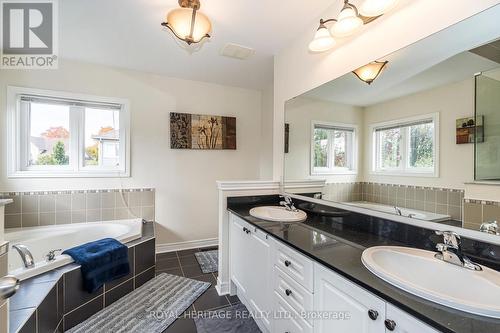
9 221 155 333
227 196 500 333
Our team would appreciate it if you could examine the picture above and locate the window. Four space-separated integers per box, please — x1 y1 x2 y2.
311 122 357 175
372 113 438 176
7 87 130 178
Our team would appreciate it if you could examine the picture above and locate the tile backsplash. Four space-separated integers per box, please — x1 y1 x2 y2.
463 199 500 232
322 182 464 221
0 188 155 229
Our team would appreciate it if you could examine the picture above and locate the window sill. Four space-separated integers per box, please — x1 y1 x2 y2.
370 170 438 178
8 170 130 179
312 170 358 176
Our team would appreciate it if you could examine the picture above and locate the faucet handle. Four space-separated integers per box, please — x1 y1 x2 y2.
435 230 460 248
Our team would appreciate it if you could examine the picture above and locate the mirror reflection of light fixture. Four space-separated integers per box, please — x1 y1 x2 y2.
161 0 212 46
308 0 399 53
309 20 337 53
352 61 388 85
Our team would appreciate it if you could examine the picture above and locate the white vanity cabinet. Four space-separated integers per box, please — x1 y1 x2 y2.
228 213 442 333
385 304 441 333
314 263 386 333
229 214 272 332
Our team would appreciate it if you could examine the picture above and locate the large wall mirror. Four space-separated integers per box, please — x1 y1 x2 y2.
284 5 500 237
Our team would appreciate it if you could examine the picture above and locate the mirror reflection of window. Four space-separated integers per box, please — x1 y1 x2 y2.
312 123 356 175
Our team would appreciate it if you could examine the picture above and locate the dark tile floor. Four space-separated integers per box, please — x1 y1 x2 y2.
156 246 240 333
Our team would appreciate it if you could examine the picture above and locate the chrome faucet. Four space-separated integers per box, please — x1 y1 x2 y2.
434 231 482 271
394 206 402 216
46 249 62 262
12 244 35 269
480 221 499 235
280 195 298 212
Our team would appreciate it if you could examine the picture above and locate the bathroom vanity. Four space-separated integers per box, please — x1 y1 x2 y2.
226 195 500 333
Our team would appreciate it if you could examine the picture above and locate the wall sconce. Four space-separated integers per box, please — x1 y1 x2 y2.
161 0 212 46
352 61 388 84
309 0 399 53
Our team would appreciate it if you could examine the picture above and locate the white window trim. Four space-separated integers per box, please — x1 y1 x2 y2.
310 120 358 176
369 112 439 178
6 86 131 178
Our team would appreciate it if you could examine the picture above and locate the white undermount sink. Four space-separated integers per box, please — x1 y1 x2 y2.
249 206 307 222
362 246 500 318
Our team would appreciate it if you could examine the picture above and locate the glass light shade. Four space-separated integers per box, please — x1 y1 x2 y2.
359 0 399 17
330 7 363 38
308 27 336 53
166 7 212 43
352 61 388 84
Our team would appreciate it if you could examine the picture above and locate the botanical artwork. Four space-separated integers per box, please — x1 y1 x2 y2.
170 112 236 150
456 116 484 144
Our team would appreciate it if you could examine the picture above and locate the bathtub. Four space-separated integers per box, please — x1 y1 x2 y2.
5 219 143 281
342 201 451 222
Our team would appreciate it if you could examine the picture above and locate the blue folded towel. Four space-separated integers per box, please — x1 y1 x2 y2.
63 238 130 293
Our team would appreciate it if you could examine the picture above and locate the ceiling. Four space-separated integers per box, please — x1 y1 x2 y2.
58 0 333 90
302 5 500 107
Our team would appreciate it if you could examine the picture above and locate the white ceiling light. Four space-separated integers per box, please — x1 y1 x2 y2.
360 0 400 17
309 0 400 53
309 21 336 53
161 0 212 46
330 3 363 38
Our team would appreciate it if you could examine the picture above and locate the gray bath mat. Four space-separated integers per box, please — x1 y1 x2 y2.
194 303 261 333
67 273 210 333
195 249 219 273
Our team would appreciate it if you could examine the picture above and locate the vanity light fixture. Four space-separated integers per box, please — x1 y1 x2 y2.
161 0 212 46
308 0 399 53
352 61 388 84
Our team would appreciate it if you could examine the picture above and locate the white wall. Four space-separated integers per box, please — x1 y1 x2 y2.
273 0 500 181
0 60 271 246
260 84 274 179
363 79 475 189
284 97 363 182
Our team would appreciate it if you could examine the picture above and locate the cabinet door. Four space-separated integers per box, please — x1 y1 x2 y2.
385 304 441 333
247 226 272 330
314 263 386 333
230 215 251 298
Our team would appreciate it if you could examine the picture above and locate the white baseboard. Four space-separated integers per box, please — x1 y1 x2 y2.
156 238 218 253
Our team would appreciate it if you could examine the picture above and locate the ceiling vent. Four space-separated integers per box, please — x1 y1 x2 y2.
220 43 255 60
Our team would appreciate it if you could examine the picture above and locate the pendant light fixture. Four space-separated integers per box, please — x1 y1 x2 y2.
352 61 388 84
330 1 363 38
309 20 337 53
308 0 399 53
359 0 400 17
161 0 212 46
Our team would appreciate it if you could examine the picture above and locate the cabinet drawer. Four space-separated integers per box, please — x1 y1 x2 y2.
273 266 313 324
274 292 313 333
273 239 314 292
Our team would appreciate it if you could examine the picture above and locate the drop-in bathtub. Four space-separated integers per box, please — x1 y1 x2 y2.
342 201 451 222
5 219 143 281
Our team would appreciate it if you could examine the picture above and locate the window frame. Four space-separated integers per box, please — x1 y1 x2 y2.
370 113 439 177
7 86 130 178
310 121 358 176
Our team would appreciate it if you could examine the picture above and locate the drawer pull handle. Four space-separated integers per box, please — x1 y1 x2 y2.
285 289 293 296
385 319 396 331
284 260 291 267
368 309 378 320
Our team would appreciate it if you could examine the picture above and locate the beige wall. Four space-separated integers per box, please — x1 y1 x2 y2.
0 60 271 246
363 79 475 189
285 97 363 182
273 0 500 181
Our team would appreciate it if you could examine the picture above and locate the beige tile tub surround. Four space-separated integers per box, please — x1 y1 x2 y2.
1 189 155 229
322 182 464 221
463 199 500 232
